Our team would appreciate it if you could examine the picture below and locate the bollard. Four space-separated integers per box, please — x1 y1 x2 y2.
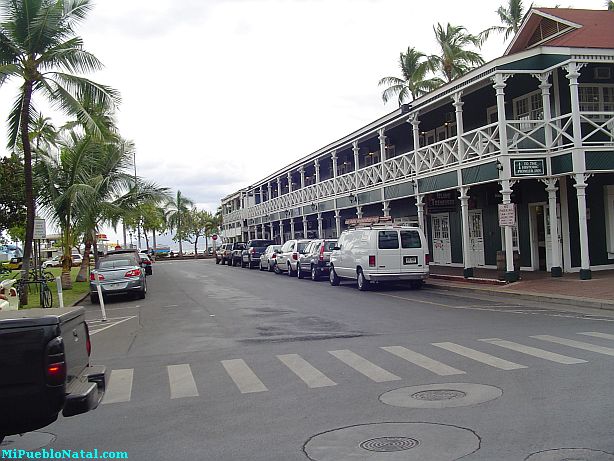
95 272 107 322
55 276 64 309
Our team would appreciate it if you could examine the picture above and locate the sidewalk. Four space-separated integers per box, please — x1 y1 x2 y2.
428 265 614 310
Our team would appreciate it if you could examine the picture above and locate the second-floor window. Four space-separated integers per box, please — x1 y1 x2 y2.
579 85 614 116
513 91 543 131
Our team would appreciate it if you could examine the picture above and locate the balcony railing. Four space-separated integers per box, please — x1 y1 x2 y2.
228 111 614 224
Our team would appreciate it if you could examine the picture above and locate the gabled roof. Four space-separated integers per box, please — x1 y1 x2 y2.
506 8 614 56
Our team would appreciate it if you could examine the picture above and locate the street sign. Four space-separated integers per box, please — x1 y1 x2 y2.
498 203 516 226
212 234 218 241
512 159 546 177
33 218 46 239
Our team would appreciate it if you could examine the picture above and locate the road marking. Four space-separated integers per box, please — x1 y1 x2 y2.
89 316 137 335
381 346 466 376
578 331 614 341
432 342 527 370
532 335 614 357
277 354 337 388
479 338 587 364
103 369 134 404
221 359 268 394
167 364 199 399
328 350 401 382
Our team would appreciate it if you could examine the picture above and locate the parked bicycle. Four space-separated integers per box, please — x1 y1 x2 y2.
17 277 53 308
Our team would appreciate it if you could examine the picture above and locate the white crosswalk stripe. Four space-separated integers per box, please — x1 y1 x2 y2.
103 369 134 404
168 364 199 399
381 346 466 376
432 342 527 370
221 359 268 394
277 354 337 388
479 338 587 364
578 331 614 341
532 335 614 357
328 350 401 382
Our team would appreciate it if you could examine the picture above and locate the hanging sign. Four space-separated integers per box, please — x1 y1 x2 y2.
498 203 516 227
427 191 457 213
512 158 546 177
33 218 46 239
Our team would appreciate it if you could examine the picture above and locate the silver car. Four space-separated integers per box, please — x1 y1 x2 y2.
296 239 337 280
259 245 281 272
90 254 146 303
274 239 311 276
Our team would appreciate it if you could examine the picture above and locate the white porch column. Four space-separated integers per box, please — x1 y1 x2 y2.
352 141 360 196
331 151 338 196
453 91 465 162
356 206 363 219
409 114 421 174
287 172 293 193
302 217 308 238
290 215 295 239
541 178 562 277
276 177 282 198
500 180 518 282
459 186 473 278
299 166 305 189
535 72 553 149
317 212 323 238
382 200 390 218
334 210 341 238
493 73 510 157
314 159 320 183
266 182 271 201
574 174 592 279
416 195 425 231
278 219 284 242
379 128 387 200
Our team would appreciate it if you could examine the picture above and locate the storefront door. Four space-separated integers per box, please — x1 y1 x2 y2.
431 213 452 264
469 210 485 266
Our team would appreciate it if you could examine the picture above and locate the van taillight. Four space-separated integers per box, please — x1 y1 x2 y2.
425 254 430 265
369 255 376 267
319 244 325 261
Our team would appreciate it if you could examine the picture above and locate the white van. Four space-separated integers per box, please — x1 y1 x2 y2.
329 225 429 291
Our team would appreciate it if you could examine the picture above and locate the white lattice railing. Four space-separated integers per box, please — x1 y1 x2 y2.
580 112 614 145
357 163 383 188
383 152 415 182
415 137 460 173
461 122 500 161
549 114 574 148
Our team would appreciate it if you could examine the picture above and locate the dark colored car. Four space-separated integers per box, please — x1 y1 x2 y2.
297 239 338 280
229 243 246 267
241 239 275 269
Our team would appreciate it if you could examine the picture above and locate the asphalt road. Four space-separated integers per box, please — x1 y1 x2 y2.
11 259 614 461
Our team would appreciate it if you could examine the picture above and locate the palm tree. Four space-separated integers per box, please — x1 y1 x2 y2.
429 23 485 83
378 47 444 105
0 0 120 303
165 191 195 256
482 0 526 42
607 1 614 11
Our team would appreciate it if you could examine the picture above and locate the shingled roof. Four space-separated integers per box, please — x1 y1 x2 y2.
506 8 614 56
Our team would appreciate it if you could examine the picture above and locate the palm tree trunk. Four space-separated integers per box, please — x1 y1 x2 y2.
76 238 92 282
144 229 150 251
152 229 157 251
19 81 35 306
194 237 198 258
122 222 127 248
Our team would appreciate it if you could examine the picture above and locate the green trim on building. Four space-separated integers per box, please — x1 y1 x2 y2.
498 54 568 71
551 153 572 174
358 190 381 204
462 162 499 185
336 195 353 208
418 171 458 193
318 199 335 212
384 181 415 200
586 151 614 171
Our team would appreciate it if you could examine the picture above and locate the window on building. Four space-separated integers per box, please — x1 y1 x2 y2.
514 91 543 131
579 85 614 117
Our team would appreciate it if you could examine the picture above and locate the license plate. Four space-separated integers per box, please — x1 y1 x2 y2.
107 283 126 290
403 256 418 265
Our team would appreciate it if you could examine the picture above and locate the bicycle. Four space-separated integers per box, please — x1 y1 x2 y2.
28 268 55 283
17 277 53 308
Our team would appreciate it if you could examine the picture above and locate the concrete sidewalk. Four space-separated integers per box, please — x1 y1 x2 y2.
428 266 614 310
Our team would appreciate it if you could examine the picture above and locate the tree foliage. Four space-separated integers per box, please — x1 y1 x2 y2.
0 154 26 234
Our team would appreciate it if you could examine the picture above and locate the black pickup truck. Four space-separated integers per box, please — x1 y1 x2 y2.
0 307 107 443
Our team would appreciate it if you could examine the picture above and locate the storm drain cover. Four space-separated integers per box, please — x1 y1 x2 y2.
411 389 467 401
304 422 479 461
380 383 502 409
360 436 419 452
524 448 614 460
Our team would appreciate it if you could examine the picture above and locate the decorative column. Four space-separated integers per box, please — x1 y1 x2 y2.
453 91 465 162
299 166 305 189
317 212 323 238
287 172 293 194
534 72 553 150
382 200 390 218
334 210 341 238
266 182 271 201
574 174 592 279
459 186 473 278
290 214 295 239
500 180 518 282
541 178 562 277
302 217 308 238
314 159 320 183
416 195 425 231
493 73 510 157
356 206 363 219
353 141 360 192
277 177 282 198
379 128 387 201
409 113 421 174
278 219 284 243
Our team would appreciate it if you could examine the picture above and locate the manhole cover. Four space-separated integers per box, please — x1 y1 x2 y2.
411 390 467 401
360 436 420 452
524 448 614 461
380 383 502 409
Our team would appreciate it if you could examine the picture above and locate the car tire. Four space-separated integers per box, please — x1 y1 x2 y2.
297 264 304 279
241 259 247 268
138 280 147 299
259 261 265 271
329 266 340 286
221 259 226 265
90 293 99 304
357 269 370 291
311 265 319 281
287 263 293 277
268 261 275 272
274 262 281 274
216 258 220 265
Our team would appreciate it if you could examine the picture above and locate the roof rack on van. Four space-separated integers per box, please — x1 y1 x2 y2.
345 216 394 228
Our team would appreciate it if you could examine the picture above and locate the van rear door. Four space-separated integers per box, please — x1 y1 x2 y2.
399 229 426 274
375 230 401 274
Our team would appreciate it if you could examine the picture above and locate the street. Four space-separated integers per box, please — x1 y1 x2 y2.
12 259 614 460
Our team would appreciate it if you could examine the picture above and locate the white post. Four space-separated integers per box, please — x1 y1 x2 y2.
500 180 518 282
574 173 592 279
290 217 295 239
302 217 308 238
353 141 360 192
317 212 323 238
379 128 387 201
278 219 283 243
356 206 363 219
277 177 282 197
382 200 390 218
314 159 320 184
535 72 553 149
287 172 293 194
409 114 421 174
55 276 64 309
459 186 473 278
542 178 562 276
493 73 510 156
416 195 425 231
95 272 107 321
453 91 465 162
334 210 341 238
299 166 305 189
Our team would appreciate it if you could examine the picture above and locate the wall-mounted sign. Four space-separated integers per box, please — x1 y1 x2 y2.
427 191 457 213
498 203 516 227
512 158 546 177
33 218 46 239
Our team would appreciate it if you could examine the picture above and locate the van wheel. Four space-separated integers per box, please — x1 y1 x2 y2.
297 265 304 279
311 265 319 281
357 269 370 291
329 266 340 286
410 280 423 289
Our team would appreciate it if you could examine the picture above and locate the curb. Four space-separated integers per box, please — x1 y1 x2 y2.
426 280 614 311
71 291 90 307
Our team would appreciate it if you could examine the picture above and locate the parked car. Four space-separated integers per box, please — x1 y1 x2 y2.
140 254 153 275
296 239 337 280
42 255 62 268
90 252 147 303
229 243 246 267
259 245 282 272
274 239 312 276
215 243 232 265
71 254 83 267
329 225 429 291
241 239 274 268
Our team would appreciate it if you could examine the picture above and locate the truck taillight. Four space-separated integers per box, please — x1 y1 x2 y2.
369 255 376 267
125 269 141 277
319 244 325 261
45 337 66 386
425 254 430 265
46 362 66 386
250 248 255 254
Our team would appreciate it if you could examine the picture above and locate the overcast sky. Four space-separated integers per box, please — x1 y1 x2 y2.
0 0 605 240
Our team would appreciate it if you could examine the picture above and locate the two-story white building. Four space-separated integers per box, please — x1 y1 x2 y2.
220 7 614 282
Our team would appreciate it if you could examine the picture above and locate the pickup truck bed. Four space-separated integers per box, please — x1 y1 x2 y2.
0 307 107 439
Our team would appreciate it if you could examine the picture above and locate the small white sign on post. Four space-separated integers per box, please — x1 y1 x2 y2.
498 203 516 227
33 218 46 240
55 276 64 309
